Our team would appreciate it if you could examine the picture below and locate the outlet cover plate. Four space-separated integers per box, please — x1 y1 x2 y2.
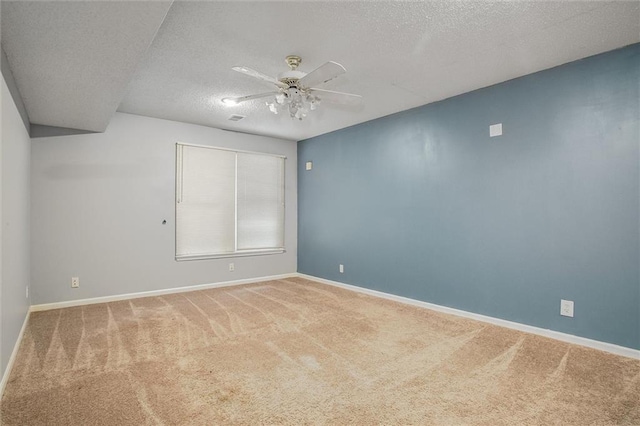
560 299 574 317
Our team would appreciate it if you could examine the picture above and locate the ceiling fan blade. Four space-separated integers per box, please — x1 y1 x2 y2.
299 61 346 88
232 66 288 89
310 88 362 106
222 92 279 105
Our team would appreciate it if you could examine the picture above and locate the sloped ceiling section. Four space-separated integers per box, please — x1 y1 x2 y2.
1 1 173 132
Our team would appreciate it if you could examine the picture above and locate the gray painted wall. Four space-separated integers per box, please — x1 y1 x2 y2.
1 75 31 376
31 112 297 304
298 45 640 350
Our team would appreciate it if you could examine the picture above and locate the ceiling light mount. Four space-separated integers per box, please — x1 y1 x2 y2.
285 55 302 70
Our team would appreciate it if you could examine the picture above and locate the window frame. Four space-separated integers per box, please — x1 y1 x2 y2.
175 142 286 261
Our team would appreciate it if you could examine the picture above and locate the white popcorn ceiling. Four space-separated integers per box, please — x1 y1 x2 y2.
2 1 639 140
1 1 173 132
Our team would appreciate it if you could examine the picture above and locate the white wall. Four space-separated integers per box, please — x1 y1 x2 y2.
31 112 297 305
1 75 31 376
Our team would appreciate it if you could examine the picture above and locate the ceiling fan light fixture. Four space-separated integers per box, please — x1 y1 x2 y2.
266 88 320 120
307 94 320 110
267 102 279 114
294 109 305 120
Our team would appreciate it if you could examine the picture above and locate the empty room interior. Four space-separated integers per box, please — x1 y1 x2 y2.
0 1 639 424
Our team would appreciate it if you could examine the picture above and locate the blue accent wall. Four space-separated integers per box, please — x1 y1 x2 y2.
298 44 640 350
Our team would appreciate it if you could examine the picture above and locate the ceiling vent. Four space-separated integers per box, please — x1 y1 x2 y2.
228 115 245 122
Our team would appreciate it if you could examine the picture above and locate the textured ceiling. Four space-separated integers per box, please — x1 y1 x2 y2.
2 1 639 140
1 1 172 132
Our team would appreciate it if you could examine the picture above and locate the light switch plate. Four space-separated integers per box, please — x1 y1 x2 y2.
306 161 313 171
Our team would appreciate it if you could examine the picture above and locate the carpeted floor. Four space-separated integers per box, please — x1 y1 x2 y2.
1 277 638 425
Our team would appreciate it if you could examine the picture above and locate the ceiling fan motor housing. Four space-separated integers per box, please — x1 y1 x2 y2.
278 70 306 88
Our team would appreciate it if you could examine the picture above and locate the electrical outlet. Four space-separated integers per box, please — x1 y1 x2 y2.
339 264 344 273
489 123 503 137
71 277 80 288
306 161 313 171
229 263 235 272
560 299 574 317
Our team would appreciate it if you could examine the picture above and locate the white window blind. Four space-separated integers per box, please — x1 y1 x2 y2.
176 143 285 260
237 153 285 250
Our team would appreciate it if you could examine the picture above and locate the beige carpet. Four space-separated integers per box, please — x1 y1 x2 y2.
1 277 638 425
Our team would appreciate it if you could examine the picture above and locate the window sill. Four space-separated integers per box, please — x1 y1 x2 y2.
175 249 285 262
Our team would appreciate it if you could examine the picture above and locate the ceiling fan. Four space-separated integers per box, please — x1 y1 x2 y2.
222 55 362 120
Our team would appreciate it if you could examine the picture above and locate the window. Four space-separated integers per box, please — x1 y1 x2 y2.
176 143 285 260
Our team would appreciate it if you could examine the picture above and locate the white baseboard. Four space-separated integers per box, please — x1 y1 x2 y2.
30 273 298 312
0 309 30 398
297 273 640 360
